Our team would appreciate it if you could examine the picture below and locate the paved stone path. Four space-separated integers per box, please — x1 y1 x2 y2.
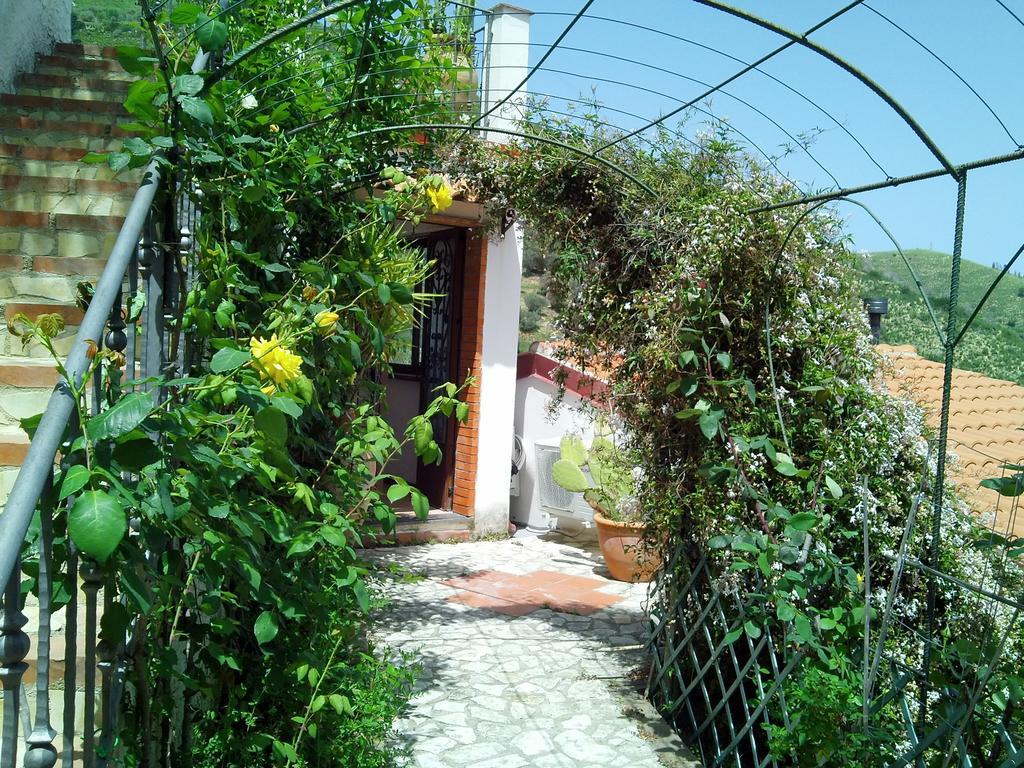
365 535 701 768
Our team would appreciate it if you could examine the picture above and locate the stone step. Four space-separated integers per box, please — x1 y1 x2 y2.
0 255 109 279
0 212 127 233
4 301 84 327
53 43 123 59
0 428 30 468
0 113 138 141
0 271 92 303
0 156 121 181
17 71 132 96
17 86 130 104
0 379 52 427
0 173 137 197
0 93 126 118
1 301 83 358
0 191 131 218
0 357 59 388
36 53 128 75
0 123 125 152
0 225 119 260
34 63 136 83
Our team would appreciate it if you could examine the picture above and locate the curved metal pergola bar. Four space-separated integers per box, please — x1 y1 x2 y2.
224 37 841 186
689 0 958 177
517 11 892 178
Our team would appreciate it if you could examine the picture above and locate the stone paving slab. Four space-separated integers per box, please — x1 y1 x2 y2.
365 536 701 767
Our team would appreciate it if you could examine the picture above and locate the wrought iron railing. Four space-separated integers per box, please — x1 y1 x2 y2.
0 160 183 767
0 3 219 759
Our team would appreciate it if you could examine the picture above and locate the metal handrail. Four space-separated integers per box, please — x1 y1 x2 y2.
0 160 163 588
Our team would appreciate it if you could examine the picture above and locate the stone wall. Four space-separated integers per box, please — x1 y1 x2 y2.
0 0 72 93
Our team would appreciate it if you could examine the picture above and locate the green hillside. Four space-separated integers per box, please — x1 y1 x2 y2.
859 249 1024 384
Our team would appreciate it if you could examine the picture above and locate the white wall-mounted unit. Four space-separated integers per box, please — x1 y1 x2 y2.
512 351 600 533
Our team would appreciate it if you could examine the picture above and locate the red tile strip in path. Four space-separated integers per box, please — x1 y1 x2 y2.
443 569 624 617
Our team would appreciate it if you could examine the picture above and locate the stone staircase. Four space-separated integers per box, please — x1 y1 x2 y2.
0 42 139 507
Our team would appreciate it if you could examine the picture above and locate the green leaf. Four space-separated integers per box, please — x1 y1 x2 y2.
173 74 204 96
123 79 161 122
787 512 818 531
773 453 799 476
698 408 724 440
377 283 392 304
87 392 153 441
108 152 131 173
776 600 797 622
59 465 91 501
272 741 298 763
390 283 414 304
122 136 150 156
115 45 155 76
723 627 743 645
112 434 161 471
744 379 756 404
824 476 844 500
169 2 203 24
210 345 250 373
410 488 429 518
353 580 370 612
254 611 279 645
195 14 229 52
271 395 303 418
82 152 110 165
329 693 353 715
240 184 267 203
744 620 762 639
980 475 1024 497
68 490 126 563
716 352 732 370
552 459 589 493
255 407 288 446
387 481 410 502
413 420 433 453
179 95 213 125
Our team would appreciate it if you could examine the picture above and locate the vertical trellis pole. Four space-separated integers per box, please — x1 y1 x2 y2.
921 171 967 723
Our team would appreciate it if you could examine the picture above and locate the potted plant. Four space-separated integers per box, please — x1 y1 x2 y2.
551 432 660 582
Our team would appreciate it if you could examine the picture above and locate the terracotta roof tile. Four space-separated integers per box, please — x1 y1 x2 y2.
879 344 1024 538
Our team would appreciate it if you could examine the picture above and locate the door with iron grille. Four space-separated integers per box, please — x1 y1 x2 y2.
415 229 465 509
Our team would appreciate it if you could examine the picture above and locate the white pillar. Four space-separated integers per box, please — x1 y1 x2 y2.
481 3 532 143
473 224 524 536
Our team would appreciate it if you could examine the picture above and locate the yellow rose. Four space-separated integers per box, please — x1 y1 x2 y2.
249 334 303 387
426 182 453 213
314 310 339 336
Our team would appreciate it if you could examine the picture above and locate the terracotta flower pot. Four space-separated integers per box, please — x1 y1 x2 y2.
592 511 661 583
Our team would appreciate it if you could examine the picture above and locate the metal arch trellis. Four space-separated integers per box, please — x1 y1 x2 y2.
3 0 1024 765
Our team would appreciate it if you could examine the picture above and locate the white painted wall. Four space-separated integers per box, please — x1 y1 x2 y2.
481 3 532 143
511 374 596 532
0 0 72 93
472 224 524 536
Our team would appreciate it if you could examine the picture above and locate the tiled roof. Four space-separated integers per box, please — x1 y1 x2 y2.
879 344 1024 538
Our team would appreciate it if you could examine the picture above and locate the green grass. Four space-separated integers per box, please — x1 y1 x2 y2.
72 0 145 47
859 249 1024 384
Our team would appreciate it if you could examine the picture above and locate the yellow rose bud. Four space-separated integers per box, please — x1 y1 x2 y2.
314 310 339 336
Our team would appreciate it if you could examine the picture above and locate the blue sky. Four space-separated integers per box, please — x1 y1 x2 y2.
512 0 1024 268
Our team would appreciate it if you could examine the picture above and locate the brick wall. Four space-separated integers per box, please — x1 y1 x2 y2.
451 233 487 517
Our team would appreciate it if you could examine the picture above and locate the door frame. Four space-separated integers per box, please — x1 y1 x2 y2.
412 227 466 510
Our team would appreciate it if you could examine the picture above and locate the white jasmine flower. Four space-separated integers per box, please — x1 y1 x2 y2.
241 93 258 110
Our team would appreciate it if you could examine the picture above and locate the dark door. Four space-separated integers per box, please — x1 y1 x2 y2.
415 229 465 510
